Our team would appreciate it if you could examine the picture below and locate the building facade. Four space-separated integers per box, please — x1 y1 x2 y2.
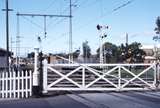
0 48 12 69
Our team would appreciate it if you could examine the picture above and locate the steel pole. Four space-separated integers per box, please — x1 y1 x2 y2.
5 0 9 71
69 0 73 63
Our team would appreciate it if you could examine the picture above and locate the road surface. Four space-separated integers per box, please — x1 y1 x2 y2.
0 91 160 108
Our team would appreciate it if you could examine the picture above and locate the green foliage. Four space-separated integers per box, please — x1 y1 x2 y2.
72 49 80 58
119 42 146 63
27 52 35 58
97 42 119 63
155 16 160 34
96 42 146 63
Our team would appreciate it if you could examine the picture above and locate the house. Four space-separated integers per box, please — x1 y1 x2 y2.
48 55 68 64
141 45 159 63
0 48 12 69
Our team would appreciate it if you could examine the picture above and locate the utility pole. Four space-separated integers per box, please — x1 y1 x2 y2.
16 12 20 70
69 0 73 63
2 0 13 71
6 0 9 71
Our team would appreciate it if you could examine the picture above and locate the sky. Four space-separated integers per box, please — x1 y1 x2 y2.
0 0 160 56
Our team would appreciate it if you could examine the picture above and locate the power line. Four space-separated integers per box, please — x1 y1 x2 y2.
35 2 72 37
44 0 100 49
19 13 70 39
18 13 71 40
72 0 96 13
42 0 57 12
74 0 136 33
112 0 135 12
45 31 70 47
19 1 70 34
29 0 77 40
42 6 71 33
21 16 44 29
44 0 77 34
16 3 70 54
36 0 136 52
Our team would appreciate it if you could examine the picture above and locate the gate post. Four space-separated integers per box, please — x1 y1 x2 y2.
157 62 160 82
156 62 160 88
32 47 40 97
118 66 121 91
43 59 48 94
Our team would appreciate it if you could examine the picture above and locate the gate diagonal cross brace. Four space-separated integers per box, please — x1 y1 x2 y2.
44 63 157 91
48 66 82 88
84 65 155 89
121 65 155 88
121 66 153 88
85 66 119 88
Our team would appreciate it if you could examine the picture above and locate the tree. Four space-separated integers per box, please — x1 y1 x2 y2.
153 16 160 42
72 49 80 58
82 41 91 58
118 44 127 62
27 52 35 58
155 16 160 34
96 42 146 63
119 42 146 63
97 42 119 63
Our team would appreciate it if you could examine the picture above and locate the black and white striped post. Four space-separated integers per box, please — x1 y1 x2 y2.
32 47 40 97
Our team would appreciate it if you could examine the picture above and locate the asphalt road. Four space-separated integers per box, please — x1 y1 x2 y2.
0 91 160 108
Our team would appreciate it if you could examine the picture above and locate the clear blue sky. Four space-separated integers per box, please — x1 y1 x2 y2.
0 0 160 56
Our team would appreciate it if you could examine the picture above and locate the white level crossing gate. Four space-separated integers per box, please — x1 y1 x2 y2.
0 60 159 99
0 70 32 98
43 60 159 92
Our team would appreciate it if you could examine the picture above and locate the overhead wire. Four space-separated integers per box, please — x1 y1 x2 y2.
45 0 98 45
44 6 70 32
33 1 65 52
44 0 89 50
20 0 85 44
53 0 136 53
42 0 57 12
17 3 69 54
43 1 82 49
43 0 81 46
74 0 136 34
19 0 136 54
20 0 58 32
21 16 44 30
46 0 136 42
73 0 96 13
112 0 135 12
45 0 134 50
36 1 71 37
20 0 69 38
14 0 62 54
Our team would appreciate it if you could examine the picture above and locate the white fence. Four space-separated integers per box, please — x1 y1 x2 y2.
0 70 32 98
43 61 158 92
